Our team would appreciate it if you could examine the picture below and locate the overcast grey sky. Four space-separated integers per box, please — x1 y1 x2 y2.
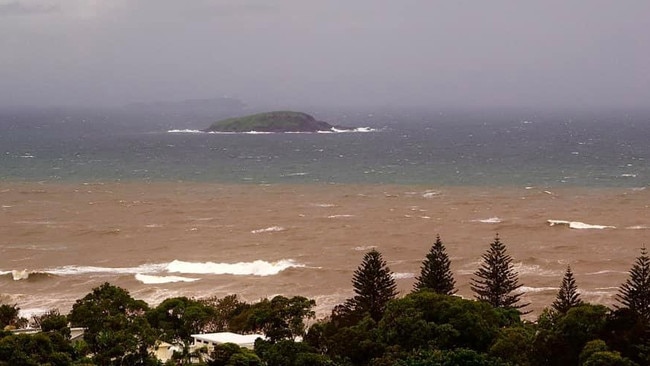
2 0 649 109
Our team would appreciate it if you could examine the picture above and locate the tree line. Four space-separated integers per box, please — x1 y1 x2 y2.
1 234 649 365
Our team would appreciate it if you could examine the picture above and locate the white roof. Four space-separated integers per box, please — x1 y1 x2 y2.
191 332 266 346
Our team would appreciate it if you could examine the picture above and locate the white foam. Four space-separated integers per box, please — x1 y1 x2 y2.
391 272 415 280
353 246 377 251
626 225 649 230
165 259 303 276
312 203 336 207
11 269 30 280
518 286 558 293
135 274 199 284
251 226 286 234
585 270 628 275
283 172 308 177
512 263 563 277
472 217 502 224
422 190 441 198
327 214 354 218
167 129 203 133
548 220 615 230
47 263 167 276
620 173 637 178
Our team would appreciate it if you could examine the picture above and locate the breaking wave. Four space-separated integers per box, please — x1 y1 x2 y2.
135 274 199 284
472 217 502 224
547 220 616 230
251 226 286 234
1 259 304 281
165 259 304 276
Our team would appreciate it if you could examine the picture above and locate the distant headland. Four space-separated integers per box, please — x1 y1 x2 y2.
203 111 351 133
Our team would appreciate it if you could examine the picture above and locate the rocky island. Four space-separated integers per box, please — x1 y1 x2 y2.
203 111 350 133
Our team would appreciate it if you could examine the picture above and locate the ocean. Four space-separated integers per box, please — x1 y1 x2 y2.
1 107 649 319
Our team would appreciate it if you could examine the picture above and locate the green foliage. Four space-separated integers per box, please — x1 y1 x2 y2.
207 342 261 366
470 235 528 310
0 304 27 329
413 234 456 295
254 339 334 366
533 303 609 366
232 295 315 342
344 249 398 322
392 348 509 366
68 282 157 365
201 294 249 332
617 247 650 322
206 111 333 132
602 308 650 365
489 325 535 366
552 265 583 314
147 296 215 346
0 332 73 366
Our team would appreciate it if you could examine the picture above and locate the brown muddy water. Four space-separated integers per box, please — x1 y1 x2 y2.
1 182 648 319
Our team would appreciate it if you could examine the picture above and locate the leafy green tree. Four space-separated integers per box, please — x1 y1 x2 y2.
201 294 249 332
393 348 509 366
255 339 334 366
344 249 398 322
488 325 535 366
579 339 638 366
617 247 650 322
68 282 158 365
233 295 315 342
470 235 528 310
533 304 609 366
0 304 27 329
603 308 650 366
208 342 261 366
147 296 215 364
413 234 456 295
552 265 583 314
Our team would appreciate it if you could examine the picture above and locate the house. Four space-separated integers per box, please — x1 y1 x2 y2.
191 332 266 350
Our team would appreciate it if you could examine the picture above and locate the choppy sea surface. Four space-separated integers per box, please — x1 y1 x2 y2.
1 107 649 319
1 108 648 187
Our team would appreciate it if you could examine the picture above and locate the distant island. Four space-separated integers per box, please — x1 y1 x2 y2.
203 111 351 133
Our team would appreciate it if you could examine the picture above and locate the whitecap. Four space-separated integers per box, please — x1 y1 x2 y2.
512 263 563 277
327 214 354 218
312 203 336 207
167 129 203 133
620 173 637 178
548 220 615 230
251 226 286 234
422 190 441 198
135 274 199 284
11 269 30 280
585 270 628 275
353 246 377 251
517 286 558 293
626 225 649 230
391 272 415 280
165 259 303 276
472 217 502 224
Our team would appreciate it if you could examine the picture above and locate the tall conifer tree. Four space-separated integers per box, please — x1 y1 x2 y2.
617 246 650 321
552 265 582 314
413 234 456 295
348 248 398 321
470 235 528 310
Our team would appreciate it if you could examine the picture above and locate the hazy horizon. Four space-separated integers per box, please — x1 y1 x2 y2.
2 1 649 110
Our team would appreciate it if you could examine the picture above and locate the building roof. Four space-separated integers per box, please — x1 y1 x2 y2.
191 332 266 346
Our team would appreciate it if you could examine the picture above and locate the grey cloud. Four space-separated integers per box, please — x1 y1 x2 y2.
1 0 649 109
0 1 58 16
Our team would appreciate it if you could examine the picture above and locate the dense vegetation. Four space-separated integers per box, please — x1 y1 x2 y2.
2 236 649 365
204 111 342 133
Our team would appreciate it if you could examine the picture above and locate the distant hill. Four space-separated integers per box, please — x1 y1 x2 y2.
204 111 350 133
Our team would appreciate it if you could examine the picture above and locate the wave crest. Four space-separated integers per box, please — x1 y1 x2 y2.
165 259 304 276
